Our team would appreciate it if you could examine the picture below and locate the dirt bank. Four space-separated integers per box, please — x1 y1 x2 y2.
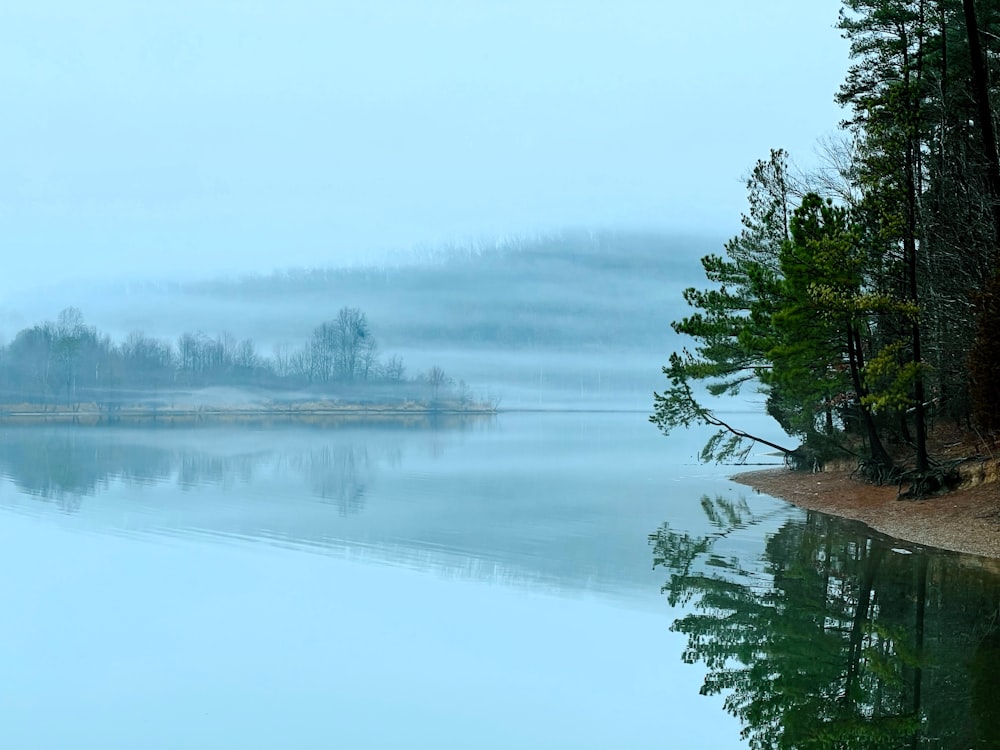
734 466 1000 559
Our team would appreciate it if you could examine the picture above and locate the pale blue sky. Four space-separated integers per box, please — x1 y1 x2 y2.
0 1 848 295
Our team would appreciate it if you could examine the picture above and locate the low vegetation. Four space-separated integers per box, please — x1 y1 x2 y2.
0 306 498 418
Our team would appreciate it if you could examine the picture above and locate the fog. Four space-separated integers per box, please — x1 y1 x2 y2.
1 1 848 299
0 413 786 594
0 6 861 747
0 231 739 413
0 1 849 425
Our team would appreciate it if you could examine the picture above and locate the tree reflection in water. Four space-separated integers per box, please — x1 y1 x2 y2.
0 424 401 515
651 495 1000 749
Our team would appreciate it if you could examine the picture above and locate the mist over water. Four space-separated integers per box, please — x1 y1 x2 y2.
9 1 980 743
9 230 973 749
0 232 713 412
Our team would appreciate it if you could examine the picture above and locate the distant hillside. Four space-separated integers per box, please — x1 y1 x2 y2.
98 231 711 349
0 231 721 409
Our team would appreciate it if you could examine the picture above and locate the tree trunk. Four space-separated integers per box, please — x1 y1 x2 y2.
963 0 1000 432
847 324 895 476
903 34 930 472
963 0 1000 254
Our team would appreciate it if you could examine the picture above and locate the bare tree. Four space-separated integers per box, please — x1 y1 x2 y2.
381 354 405 383
272 342 293 378
234 338 259 372
290 345 314 383
424 366 452 399
333 307 370 382
310 321 336 383
360 337 379 382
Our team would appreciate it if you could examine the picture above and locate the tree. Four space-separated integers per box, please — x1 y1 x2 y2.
652 151 801 464
838 0 932 470
310 321 337 383
961 0 1000 432
766 195 858 444
308 308 372 384
773 194 903 476
969 273 1000 430
52 307 96 405
360 337 379 383
424 365 453 400
233 337 259 373
4 324 56 404
380 354 406 383
657 2 1000 479
961 0 1000 246
120 330 174 387
271 342 294 378
333 306 370 382
289 344 315 384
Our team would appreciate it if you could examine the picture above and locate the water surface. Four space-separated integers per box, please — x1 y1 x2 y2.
1 413 997 748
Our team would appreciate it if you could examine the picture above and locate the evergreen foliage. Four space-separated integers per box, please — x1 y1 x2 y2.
653 0 1000 478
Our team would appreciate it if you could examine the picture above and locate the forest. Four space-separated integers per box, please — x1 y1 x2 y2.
652 0 1000 490
0 305 487 414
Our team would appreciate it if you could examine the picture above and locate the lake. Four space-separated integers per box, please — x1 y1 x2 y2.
1 412 998 749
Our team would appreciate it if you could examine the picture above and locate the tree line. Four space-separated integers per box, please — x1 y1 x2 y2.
0 306 475 410
652 0 1000 486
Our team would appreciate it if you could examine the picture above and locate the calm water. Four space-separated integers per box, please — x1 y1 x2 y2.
0 412 997 749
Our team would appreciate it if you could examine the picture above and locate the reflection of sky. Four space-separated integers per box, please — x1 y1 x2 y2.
0 515 747 749
0 414 795 604
0 412 768 748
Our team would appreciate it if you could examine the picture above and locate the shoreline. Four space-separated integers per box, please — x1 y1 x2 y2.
733 467 1000 560
0 401 497 424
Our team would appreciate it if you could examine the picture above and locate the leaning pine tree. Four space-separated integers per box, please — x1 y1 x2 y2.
651 151 805 466
652 155 911 478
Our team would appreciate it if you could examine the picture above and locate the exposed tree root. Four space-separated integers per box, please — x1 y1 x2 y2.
896 459 968 500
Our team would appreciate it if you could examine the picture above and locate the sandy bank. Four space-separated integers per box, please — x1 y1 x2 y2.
734 466 1000 559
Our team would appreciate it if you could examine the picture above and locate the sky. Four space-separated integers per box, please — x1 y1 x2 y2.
0 1 850 297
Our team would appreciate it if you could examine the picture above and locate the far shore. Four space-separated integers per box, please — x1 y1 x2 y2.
734 466 1000 560
0 400 498 426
